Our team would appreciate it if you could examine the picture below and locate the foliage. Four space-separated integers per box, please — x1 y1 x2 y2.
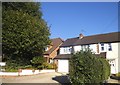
4 60 34 72
69 49 110 84
2 2 50 66
31 56 44 64
98 57 110 80
31 56 44 69
2 2 42 18
42 62 55 69
4 60 19 72
37 65 44 69
116 72 120 77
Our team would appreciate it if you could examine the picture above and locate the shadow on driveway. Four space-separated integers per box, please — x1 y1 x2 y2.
52 75 71 85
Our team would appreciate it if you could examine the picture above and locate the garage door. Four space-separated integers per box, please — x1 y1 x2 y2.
58 60 69 73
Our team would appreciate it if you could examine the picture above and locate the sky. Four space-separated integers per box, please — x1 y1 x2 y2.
41 2 118 40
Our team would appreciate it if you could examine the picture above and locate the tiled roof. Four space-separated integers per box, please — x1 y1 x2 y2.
44 38 63 55
60 37 78 47
61 32 120 47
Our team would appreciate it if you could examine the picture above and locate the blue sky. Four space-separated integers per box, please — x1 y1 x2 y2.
41 2 118 40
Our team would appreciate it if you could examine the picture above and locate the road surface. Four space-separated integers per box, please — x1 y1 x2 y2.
1 72 68 83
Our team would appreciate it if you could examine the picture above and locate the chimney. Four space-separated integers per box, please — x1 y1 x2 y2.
79 33 84 39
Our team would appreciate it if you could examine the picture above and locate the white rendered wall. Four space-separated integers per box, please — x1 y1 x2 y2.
73 45 81 53
118 43 120 73
89 44 98 54
106 43 119 59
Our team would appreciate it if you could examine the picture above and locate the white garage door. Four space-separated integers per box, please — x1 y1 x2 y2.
58 60 69 73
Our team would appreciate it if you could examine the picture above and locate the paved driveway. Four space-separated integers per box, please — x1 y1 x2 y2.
1 72 120 84
1 72 70 84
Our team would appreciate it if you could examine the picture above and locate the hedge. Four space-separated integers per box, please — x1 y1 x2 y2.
69 49 110 84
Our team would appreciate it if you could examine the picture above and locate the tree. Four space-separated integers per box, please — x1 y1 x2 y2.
2 2 50 66
69 49 110 84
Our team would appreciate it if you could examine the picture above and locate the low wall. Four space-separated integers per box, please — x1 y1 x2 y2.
19 69 40 76
0 69 55 76
39 69 55 73
0 72 18 76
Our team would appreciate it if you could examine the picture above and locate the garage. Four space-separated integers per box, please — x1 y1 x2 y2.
58 60 69 73
54 54 71 73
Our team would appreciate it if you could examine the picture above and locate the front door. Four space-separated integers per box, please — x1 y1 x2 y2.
109 59 116 74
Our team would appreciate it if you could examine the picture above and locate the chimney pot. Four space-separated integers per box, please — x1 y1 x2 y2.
79 33 84 39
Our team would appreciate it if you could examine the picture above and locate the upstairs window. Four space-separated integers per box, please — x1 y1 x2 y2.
101 43 104 51
108 43 112 51
63 47 71 53
81 45 89 51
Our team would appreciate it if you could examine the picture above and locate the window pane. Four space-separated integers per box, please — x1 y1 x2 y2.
101 43 104 46
101 47 104 51
108 43 112 51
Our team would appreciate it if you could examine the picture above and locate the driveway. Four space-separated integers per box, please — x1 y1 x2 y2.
1 72 119 84
1 72 70 84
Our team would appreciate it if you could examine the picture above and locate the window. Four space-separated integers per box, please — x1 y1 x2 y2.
69 48 71 52
81 45 89 50
101 43 104 51
63 47 71 53
45 47 49 51
108 43 112 51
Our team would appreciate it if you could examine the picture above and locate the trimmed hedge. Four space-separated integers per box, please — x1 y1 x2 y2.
69 49 110 84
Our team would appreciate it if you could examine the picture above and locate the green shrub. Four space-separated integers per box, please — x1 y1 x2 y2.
42 62 55 69
69 49 110 84
98 58 110 80
5 67 18 72
31 56 45 69
37 65 44 69
5 60 19 72
31 56 44 64
19 65 34 69
116 72 120 77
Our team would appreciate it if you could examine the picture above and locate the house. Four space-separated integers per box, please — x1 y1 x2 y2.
55 32 120 74
43 38 63 63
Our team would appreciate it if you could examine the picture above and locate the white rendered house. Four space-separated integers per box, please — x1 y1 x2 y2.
55 32 120 74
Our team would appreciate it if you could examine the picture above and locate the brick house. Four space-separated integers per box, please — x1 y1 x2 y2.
44 38 63 63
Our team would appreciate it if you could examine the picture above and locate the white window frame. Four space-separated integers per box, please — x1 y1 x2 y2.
101 43 104 51
108 43 112 51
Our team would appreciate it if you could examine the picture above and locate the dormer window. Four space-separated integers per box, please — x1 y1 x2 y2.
45 47 49 51
101 43 104 51
108 43 112 51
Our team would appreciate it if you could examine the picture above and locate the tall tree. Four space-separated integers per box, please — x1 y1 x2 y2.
2 2 50 65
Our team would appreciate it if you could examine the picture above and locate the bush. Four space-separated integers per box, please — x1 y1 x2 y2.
31 56 44 64
98 57 110 80
19 65 34 69
42 62 55 69
116 72 120 77
31 56 45 69
37 65 44 69
5 60 19 72
69 49 110 84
